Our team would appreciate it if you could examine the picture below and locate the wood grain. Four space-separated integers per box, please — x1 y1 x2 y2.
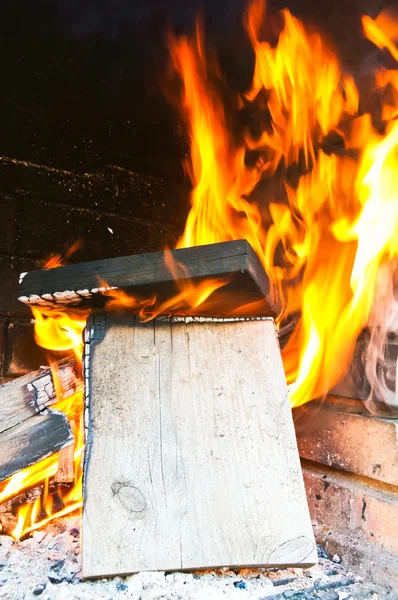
82 314 316 578
0 410 73 482
0 359 79 435
18 240 275 316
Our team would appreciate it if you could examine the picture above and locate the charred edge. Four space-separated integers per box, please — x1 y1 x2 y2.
82 311 111 507
169 316 275 324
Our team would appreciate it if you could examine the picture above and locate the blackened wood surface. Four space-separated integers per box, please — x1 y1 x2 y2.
0 410 73 482
19 240 275 316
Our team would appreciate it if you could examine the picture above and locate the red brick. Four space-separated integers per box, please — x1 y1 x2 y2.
302 461 398 590
294 397 398 486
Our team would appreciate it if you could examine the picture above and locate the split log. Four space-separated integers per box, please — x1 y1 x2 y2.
82 312 316 578
0 486 42 534
0 411 73 482
0 359 80 435
0 359 80 483
18 240 275 316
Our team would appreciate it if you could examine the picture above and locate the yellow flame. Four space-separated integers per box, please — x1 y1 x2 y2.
3 0 398 538
246 0 358 172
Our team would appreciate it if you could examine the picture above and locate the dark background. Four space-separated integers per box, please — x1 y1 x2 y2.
0 0 383 176
0 0 385 379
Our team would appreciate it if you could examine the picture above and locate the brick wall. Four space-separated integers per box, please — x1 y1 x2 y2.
294 398 398 591
0 159 189 382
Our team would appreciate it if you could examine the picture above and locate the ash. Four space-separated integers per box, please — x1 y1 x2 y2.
0 518 393 600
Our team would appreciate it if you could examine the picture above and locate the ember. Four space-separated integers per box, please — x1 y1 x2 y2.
1 0 398 556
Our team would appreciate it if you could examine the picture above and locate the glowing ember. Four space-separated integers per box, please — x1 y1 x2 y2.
2 1 398 539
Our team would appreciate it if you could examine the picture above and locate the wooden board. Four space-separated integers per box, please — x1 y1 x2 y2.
0 410 73 482
18 240 275 316
0 359 79 435
82 314 316 578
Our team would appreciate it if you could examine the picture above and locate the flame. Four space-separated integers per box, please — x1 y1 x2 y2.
168 22 267 269
0 310 85 539
362 10 398 63
42 239 83 270
168 0 398 408
245 0 358 172
3 1 398 537
103 250 233 318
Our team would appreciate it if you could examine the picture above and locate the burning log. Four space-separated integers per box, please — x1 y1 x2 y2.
0 360 80 482
0 359 79 433
0 412 73 483
54 443 75 485
0 486 42 535
18 240 275 316
82 312 316 578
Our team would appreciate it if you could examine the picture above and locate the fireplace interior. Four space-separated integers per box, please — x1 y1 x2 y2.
1 0 398 597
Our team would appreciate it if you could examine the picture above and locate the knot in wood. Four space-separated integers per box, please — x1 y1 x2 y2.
111 482 147 514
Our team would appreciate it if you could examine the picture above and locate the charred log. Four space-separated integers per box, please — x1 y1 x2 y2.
18 240 275 317
0 360 80 482
0 412 73 483
0 359 80 435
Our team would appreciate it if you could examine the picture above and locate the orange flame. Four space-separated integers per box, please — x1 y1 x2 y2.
362 10 398 63
168 22 267 265
0 308 85 539
3 1 398 538
168 0 398 408
245 0 358 172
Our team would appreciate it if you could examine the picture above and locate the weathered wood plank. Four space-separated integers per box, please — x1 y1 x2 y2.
0 410 73 482
0 359 79 435
82 314 316 578
18 240 275 316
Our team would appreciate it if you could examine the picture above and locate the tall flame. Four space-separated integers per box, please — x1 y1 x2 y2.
3 1 398 538
168 0 398 408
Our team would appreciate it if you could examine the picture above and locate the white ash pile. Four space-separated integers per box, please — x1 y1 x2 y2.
0 520 393 600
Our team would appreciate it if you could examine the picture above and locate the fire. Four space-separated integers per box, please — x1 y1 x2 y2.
245 0 358 171
0 288 86 539
103 249 230 319
3 1 398 538
0 384 84 539
168 0 398 407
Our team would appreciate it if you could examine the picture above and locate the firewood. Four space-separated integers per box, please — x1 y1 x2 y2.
0 359 79 435
0 411 73 482
82 313 316 578
18 240 275 316
0 359 79 482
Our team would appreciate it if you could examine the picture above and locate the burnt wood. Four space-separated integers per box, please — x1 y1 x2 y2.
18 240 275 316
0 359 79 435
0 410 73 482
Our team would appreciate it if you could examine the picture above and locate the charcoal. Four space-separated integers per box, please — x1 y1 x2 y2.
317 545 329 559
273 577 298 587
316 578 356 591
